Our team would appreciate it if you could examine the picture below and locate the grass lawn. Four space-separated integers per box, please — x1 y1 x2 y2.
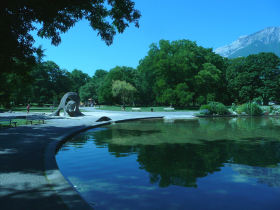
97 106 200 112
0 106 53 113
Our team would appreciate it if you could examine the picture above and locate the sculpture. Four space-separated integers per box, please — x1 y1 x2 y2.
52 92 83 117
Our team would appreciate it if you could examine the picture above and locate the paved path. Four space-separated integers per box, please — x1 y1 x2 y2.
0 108 198 209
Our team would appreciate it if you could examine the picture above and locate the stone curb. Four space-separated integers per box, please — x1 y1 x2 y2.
44 122 111 210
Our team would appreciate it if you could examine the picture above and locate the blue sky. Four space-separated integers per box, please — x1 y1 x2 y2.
31 0 280 76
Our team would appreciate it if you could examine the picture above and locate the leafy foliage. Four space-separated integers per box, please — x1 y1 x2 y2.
236 103 263 115
207 102 229 115
231 103 237 111
1 0 141 105
200 105 211 110
226 52 280 104
112 80 136 105
98 66 142 104
70 69 91 93
79 82 96 103
138 39 229 106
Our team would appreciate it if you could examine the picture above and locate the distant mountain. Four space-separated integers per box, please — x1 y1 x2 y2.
214 27 280 58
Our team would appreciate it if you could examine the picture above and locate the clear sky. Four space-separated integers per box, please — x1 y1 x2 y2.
30 0 280 77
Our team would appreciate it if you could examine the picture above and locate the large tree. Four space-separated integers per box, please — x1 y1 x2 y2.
138 39 228 106
30 61 72 106
79 69 109 104
70 69 91 93
98 66 142 104
0 0 141 106
226 52 280 104
79 82 96 103
112 80 136 105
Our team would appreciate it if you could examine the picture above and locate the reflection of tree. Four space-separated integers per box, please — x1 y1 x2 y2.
226 140 280 167
91 123 162 157
137 139 280 188
137 142 228 188
67 117 280 188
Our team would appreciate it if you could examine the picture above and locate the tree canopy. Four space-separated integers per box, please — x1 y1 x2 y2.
98 66 142 104
0 0 141 106
226 52 280 104
2 35 280 108
1 0 141 73
112 80 136 105
137 39 229 106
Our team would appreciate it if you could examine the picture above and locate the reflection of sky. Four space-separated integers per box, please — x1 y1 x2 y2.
196 166 280 210
226 163 280 187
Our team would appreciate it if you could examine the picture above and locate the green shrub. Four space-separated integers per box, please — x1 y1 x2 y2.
251 103 263 115
269 106 280 114
231 103 237 111
272 107 280 114
208 101 219 113
200 105 211 110
236 106 243 114
236 102 262 115
269 106 274 113
207 101 229 115
215 103 228 115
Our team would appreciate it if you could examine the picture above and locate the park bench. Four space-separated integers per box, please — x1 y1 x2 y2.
132 108 141 112
164 108 175 112
0 118 17 127
26 115 45 125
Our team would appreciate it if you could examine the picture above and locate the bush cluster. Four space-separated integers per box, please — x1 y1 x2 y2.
266 106 280 114
200 102 229 115
235 102 262 115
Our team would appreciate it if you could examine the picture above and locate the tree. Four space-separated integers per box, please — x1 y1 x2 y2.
30 61 72 105
175 83 195 106
98 66 141 104
1 0 141 106
70 69 91 93
92 69 109 82
1 0 141 73
226 52 280 104
112 80 136 105
89 69 108 103
138 39 228 106
79 82 97 103
195 63 221 103
161 88 176 107
35 45 47 64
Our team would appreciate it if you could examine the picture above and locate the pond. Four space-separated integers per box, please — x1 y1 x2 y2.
56 117 280 210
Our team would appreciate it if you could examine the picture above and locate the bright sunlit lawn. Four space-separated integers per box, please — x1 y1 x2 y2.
0 106 53 113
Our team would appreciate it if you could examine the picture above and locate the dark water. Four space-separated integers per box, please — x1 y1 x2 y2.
56 117 280 210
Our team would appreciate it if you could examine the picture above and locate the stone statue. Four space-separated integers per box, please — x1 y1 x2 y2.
52 92 83 117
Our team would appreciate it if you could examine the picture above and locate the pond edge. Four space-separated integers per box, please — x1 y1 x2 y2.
43 116 164 210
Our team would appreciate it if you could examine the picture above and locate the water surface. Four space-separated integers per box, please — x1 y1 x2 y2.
56 117 280 210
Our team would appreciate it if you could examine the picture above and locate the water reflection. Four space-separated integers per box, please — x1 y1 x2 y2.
228 163 280 187
56 117 280 209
